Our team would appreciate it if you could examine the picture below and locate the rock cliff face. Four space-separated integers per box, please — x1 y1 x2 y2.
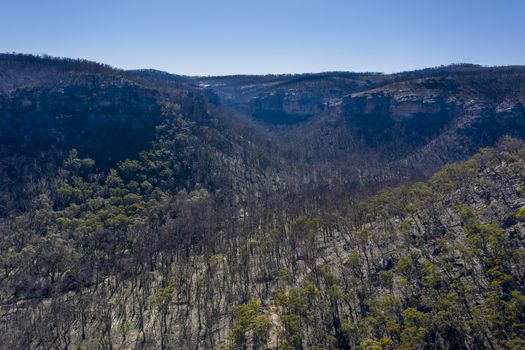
340 92 454 151
190 73 379 125
0 82 163 168
251 69 525 187
248 89 324 124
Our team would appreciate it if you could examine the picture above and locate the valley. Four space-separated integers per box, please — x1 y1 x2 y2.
0 54 524 349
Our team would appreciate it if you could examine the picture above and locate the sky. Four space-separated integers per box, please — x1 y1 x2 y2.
1 0 524 75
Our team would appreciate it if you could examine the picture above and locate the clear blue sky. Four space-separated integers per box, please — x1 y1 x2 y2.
1 0 524 75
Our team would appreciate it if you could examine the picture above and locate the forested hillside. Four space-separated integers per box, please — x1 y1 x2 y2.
0 54 524 349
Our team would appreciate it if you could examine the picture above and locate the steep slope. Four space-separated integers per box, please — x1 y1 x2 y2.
2 139 524 350
190 72 384 125
195 66 525 192
0 54 285 215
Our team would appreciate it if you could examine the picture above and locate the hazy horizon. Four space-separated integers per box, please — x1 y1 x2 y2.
6 51 516 77
2 0 525 75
